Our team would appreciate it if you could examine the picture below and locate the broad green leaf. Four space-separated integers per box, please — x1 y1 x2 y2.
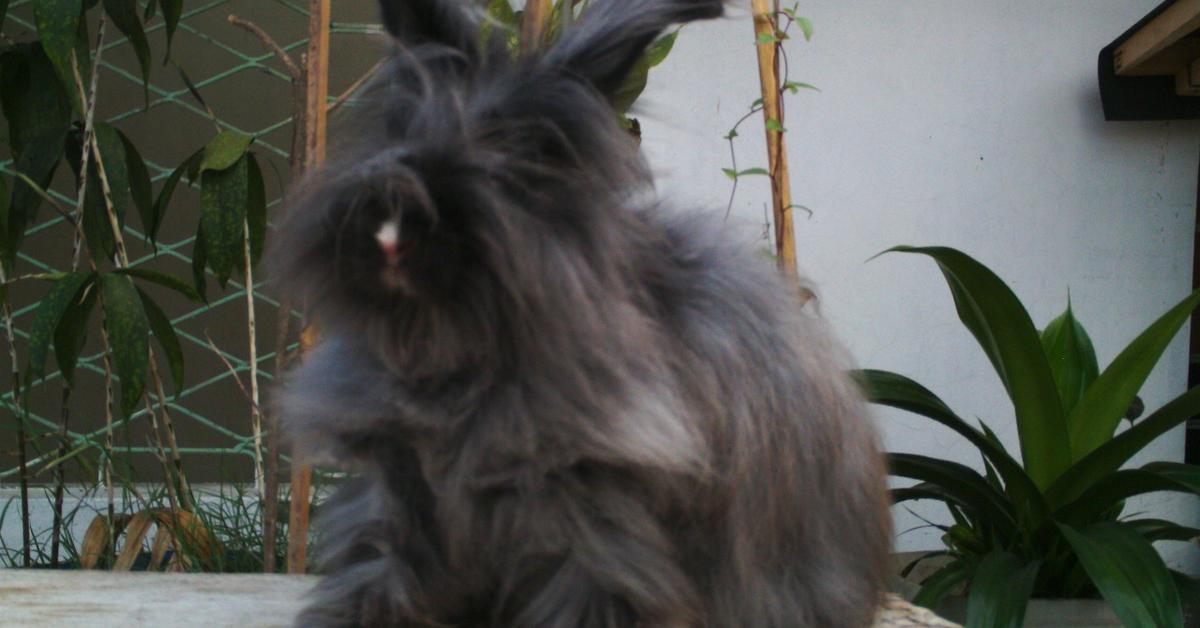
200 154 250 287
115 127 153 234
0 45 71 159
783 80 819 93
889 453 1016 534
199 131 253 173
901 551 954 580
149 148 204 244
1058 521 1183 628
1041 299 1099 415
1126 519 1200 543
103 0 151 97
965 551 1040 628
1055 468 1199 525
487 0 517 27
796 16 814 41
612 51 650 114
94 122 133 225
136 287 183 396
26 272 94 384
53 279 98 386
1048 386 1200 507
884 246 1069 488
892 482 980 517
81 123 132 264
481 0 519 49
33 0 84 112
856 369 1047 522
7 127 67 266
1141 461 1200 491
158 0 182 59
192 224 209 302
0 176 9 275
1172 571 1200 616
100 273 149 418
645 32 677 67
112 267 202 303
246 154 267 269
1068 289 1200 460
913 559 972 610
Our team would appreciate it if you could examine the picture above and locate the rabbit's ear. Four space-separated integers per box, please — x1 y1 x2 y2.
378 0 482 56
544 0 723 100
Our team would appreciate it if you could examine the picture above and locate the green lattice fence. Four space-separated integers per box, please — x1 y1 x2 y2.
0 0 381 486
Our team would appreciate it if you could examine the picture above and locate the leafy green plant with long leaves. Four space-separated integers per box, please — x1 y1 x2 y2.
857 246 1200 628
1 0 271 569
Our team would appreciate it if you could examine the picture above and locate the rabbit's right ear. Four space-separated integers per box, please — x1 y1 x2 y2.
378 0 482 57
544 0 723 100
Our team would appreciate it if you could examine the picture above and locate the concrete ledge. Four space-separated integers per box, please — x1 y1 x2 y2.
0 570 960 627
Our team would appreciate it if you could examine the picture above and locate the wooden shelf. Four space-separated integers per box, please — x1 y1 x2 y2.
1099 0 1200 120
1114 0 1200 80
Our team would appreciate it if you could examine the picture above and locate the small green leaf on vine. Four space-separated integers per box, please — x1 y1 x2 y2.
756 33 777 45
724 167 770 180
797 16 814 41
766 119 786 133
783 81 819 93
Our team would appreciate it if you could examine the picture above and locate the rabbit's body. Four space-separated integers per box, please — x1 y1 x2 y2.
271 1 891 626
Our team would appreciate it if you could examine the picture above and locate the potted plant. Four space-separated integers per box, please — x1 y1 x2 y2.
858 246 1200 628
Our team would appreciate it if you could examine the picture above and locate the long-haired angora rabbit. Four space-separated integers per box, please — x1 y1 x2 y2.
269 0 892 625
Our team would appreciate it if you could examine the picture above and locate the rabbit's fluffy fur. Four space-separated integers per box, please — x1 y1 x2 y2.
269 1 892 625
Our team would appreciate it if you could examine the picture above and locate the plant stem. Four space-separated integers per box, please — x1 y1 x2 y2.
69 20 196 520
0 264 31 567
242 225 265 502
53 17 111 567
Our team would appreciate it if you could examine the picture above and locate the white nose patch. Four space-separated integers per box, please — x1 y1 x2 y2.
375 220 399 251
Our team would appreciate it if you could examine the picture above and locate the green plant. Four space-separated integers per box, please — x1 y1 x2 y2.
483 0 678 135
858 246 1200 628
0 0 283 569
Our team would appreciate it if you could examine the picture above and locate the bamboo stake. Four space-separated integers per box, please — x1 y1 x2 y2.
750 0 797 278
288 0 331 575
521 0 552 54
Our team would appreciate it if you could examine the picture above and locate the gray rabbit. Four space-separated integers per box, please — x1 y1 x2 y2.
269 1 892 625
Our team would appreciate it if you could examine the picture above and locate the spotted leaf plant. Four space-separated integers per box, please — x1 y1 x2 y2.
1 0 270 569
857 246 1200 628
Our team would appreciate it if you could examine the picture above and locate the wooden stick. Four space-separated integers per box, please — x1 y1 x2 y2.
750 0 797 279
521 0 551 55
288 0 331 576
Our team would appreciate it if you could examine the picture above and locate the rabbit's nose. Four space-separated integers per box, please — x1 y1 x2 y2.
375 220 403 265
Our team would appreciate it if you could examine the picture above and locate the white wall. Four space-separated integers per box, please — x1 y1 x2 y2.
639 2 1200 570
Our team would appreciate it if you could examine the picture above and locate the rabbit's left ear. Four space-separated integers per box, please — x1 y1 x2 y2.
378 0 482 57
